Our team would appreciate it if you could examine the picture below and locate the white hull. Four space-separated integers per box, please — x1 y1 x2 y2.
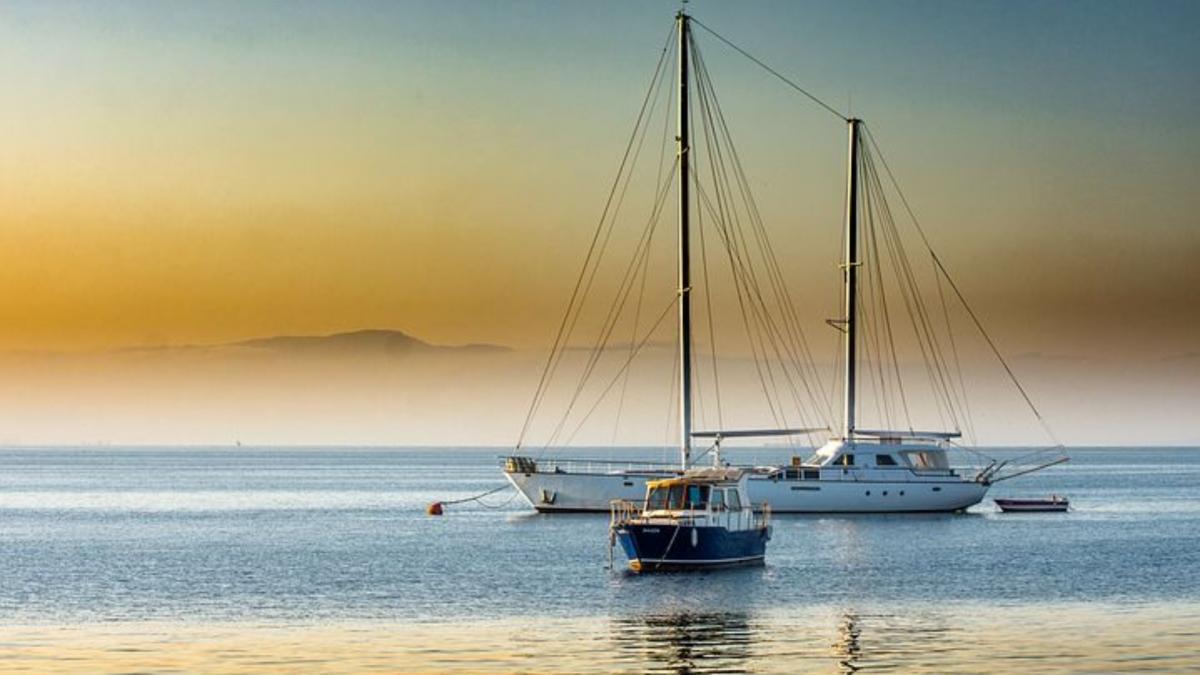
505 467 988 513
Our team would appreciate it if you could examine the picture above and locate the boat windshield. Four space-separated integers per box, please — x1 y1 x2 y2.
646 484 710 510
646 487 669 510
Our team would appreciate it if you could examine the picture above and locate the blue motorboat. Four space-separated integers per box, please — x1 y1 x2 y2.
610 468 771 573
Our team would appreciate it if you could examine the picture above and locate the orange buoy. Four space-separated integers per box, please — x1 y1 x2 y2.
426 502 444 516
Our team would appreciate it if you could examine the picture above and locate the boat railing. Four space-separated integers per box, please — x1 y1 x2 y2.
609 499 640 528
504 455 679 476
611 499 770 530
724 504 770 531
757 503 771 530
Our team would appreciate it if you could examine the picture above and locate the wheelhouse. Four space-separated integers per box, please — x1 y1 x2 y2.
641 468 753 515
801 431 962 472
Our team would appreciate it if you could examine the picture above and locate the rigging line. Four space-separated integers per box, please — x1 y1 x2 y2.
690 52 817 431
547 161 677 447
856 262 887 428
688 46 786 428
553 65 678 432
869 168 956 434
563 296 679 446
691 314 707 434
693 42 834 428
862 144 960 430
862 150 923 431
688 36 726 431
934 260 978 444
859 170 887 426
690 17 847 122
691 103 782 425
863 126 1059 443
692 172 784 427
612 78 675 444
695 182 805 433
939 247 1062 443
694 141 725 431
533 45 674 450
693 176 789 429
593 61 673 442
861 177 901 429
856 191 886 426
544 167 669 448
516 26 676 448
546 171 676 450
862 164 901 428
655 56 677 220
523 39 671 450
865 160 936 430
693 39 831 441
688 106 777 420
611 205 657 443
868 173 914 430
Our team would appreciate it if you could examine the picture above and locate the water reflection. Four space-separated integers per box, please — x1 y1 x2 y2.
610 611 755 674
834 612 861 673
3 603 1198 672
609 607 963 673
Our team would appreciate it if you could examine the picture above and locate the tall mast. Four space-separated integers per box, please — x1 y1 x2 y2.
676 11 693 468
842 118 861 439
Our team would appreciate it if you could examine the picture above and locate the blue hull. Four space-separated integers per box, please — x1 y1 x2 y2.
614 523 770 572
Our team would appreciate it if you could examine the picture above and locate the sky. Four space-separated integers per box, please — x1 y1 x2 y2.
0 1 1197 445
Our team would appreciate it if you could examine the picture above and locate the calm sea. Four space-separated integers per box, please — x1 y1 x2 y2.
1 446 1197 672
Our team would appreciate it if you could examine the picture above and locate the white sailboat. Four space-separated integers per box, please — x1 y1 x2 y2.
504 11 1064 513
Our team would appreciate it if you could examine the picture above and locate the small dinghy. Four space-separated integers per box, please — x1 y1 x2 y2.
994 495 1069 512
610 468 770 573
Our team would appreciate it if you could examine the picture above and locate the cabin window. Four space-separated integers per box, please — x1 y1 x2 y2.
668 485 686 509
725 489 742 511
838 454 856 466
803 469 820 480
784 468 802 480
687 485 709 509
904 451 949 470
646 487 669 511
711 488 725 511
875 454 897 466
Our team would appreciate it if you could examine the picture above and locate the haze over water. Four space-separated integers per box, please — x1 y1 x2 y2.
2 446 1197 672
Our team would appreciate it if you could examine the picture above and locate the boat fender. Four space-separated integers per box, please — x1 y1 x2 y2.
426 502 444 516
691 529 698 547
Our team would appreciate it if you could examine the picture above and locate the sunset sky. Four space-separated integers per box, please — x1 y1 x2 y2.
0 1 1197 445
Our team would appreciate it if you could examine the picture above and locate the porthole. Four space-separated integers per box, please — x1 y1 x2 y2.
865 490 871 496
883 491 889 496
900 491 905 496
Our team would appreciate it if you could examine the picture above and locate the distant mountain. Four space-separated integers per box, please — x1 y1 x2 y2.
231 329 510 356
